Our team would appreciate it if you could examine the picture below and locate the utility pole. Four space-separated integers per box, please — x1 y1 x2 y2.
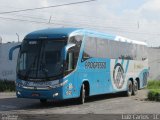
16 33 19 42
137 21 139 29
48 16 52 24
47 16 52 28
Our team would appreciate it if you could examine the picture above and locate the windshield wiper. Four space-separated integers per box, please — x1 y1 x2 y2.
24 55 38 80
38 42 50 81
40 62 49 81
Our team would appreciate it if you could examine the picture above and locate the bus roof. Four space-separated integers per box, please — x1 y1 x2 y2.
25 28 81 39
25 27 147 46
114 36 147 46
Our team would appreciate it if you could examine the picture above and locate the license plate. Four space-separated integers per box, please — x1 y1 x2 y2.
32 93 40 97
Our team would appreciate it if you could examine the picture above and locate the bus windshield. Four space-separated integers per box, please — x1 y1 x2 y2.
17 39 66 81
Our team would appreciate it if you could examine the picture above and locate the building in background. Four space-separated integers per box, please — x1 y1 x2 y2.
0 42 20 81
0 42 159 81
148 47 160 80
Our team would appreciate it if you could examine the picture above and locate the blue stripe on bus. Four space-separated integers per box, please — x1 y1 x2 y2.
121 59 124 66
125 60 129 73
115 59 118 65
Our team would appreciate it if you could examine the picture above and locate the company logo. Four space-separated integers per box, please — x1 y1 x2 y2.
113 63 125 89
2 113 18 120
85 61 106 69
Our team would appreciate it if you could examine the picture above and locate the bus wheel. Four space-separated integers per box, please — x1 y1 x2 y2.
132 80 138 95
79 84 86 104
40 99 47 103
126 80 133 96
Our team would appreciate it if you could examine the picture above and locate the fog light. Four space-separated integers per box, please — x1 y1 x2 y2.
53 93 58 97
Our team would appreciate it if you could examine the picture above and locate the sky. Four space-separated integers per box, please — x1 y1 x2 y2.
0 0 160 47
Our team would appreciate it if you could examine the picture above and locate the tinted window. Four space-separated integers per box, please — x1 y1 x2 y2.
69 35 83 68
97 39 110 58
17 40 65 80
82 37 97 61
136 45 148 60
109 41 138 60
82 36 147 61
109 40 120 59
118 41 128 59
69 35 82 47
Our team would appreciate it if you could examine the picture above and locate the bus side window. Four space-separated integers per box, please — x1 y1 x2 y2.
66 52 74 71
82 37 96 61
69 35 82 66
19 52 26 70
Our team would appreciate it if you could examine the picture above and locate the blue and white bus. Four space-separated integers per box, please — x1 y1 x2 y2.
9 28 149 104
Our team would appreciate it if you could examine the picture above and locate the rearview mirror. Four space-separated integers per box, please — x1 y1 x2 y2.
9 45 21 60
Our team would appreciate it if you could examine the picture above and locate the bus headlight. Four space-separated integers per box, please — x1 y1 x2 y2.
16 82 23 87
52 80 68 88
17 91 21 95
53 93 59 97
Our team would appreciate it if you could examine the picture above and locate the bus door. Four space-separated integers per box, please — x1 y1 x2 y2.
96 59 112 94
65 45 81 98
80 58 100 95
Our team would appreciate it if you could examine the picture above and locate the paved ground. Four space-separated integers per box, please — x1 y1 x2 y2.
0 89 160 115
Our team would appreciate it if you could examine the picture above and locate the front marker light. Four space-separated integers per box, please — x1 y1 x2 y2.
59 80 68 87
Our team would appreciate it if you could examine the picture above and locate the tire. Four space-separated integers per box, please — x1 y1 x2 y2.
78 84 86 104
126 80 133 96
40 99 47 103
132 80 138 95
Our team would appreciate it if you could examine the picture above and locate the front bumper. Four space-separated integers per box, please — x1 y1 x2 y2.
16 86 62 100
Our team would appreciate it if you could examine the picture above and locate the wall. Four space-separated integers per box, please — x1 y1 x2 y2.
148 47 160 80
0 42 20 81
0 42 159 80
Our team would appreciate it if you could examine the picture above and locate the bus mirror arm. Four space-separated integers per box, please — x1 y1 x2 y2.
64 43 76 60
63 60 70 76
9 45 21 60
63 60 67 70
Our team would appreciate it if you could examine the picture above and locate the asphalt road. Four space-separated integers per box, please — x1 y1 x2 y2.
0 89 160 115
